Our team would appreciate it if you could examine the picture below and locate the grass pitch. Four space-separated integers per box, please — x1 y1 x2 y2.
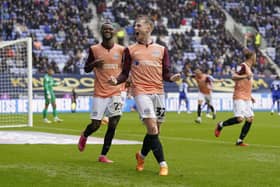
0 112 280 187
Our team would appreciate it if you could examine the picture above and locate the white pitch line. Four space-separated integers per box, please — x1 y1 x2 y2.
117 133 280 149
0 131 141 145
6 127 280 149
33 126 81 132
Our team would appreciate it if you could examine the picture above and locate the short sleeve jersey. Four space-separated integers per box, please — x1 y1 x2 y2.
127 43 166 96
271 80 280 96
195 74 213 94
179 82 188 97
89 44 124 97
233 62 253 100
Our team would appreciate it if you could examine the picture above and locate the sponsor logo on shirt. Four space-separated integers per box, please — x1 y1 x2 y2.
103 64 119 69
138 60 161 67
113 53 120 60
152 50 161 57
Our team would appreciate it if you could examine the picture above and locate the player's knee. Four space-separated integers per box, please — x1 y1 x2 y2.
152 125 159 134
143 118 158 134
247 117 254 123
90 119 101 130
147 125 158 135
91 119 101 125
236 117 244 123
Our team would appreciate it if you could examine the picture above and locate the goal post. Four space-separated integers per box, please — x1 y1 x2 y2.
0 38 33 128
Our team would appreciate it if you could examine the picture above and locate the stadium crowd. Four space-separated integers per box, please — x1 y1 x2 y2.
217 0 280 66
1 0 96 74
100 0 276 76
1 0 279 77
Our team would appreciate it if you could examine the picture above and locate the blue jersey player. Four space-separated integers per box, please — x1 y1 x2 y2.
270 76 280 115
177 78 191 114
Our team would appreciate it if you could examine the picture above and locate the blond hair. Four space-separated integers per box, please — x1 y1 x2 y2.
135 15 154 30
243 48 255 60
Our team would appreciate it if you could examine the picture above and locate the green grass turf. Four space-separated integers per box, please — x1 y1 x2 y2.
0 112 280 187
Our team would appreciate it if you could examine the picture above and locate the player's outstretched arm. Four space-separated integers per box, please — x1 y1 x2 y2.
170 73 181 82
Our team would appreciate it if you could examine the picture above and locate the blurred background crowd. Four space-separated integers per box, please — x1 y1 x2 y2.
1 0 279 77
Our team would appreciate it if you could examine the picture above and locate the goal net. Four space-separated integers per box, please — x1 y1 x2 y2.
0 38 33 128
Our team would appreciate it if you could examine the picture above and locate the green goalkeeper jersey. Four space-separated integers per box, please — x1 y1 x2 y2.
43 74 59 103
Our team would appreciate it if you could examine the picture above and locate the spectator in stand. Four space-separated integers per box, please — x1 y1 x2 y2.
33 39 42 50
254 31 261 51
217 0 279 61
2 0 278 76
116 28 125 45
1 0 95 74
50 60 60 74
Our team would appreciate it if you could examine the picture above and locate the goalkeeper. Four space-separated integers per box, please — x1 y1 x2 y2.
43 67 63 123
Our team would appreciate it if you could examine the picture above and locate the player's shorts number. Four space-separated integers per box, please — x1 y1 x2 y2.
156 107 166 118
114 102 122 111
108 96 123 115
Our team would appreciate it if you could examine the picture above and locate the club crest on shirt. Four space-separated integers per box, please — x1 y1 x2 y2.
113 53 120 59
152 50 161 57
